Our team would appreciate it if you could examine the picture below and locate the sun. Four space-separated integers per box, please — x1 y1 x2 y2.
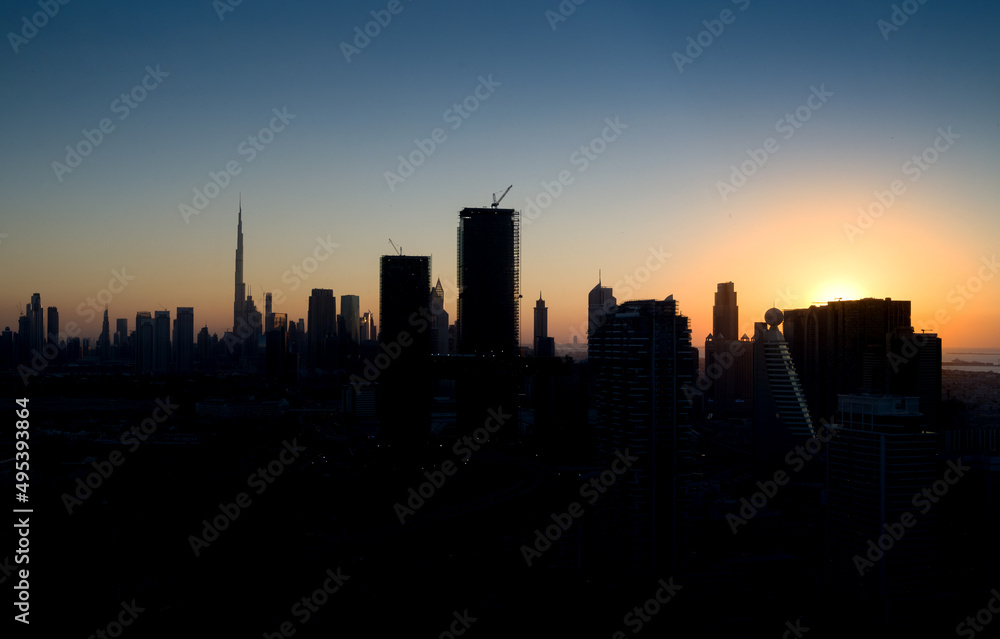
808 281 867 306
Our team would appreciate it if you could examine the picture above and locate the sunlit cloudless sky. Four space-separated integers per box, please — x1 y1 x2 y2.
2 0 998 347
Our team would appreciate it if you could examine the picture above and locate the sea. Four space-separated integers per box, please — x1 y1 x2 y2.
941 347 1000 374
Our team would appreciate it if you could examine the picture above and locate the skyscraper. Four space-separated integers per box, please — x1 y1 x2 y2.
175 307 194 373
712 281 738 340
29 293 43 355
340 294 360 344
265 292 273 333
234 197 247 335
379 255 430 346
533 292 554 357
827 394 937 602
379 254 432 445
457 207 519 355
360 311 375 342
430 279 449 355
587 277 616 338
782 298 916 422
705 282 752 415
307 289 336 371
47 307 59 347
154 310 170 373
115 318 128 359
98 306 112 361
135 311 153 374
752 308 814 466
588 297 695 576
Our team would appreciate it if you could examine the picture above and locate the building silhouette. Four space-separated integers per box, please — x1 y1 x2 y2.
115 318 128 359
588 296 695 577
704 282 752 415
307 288 336 371
430 279 449 355
533 292 554 357
587 277 616 338
782 298 915 422
340 295 360 344
47 306 59 347
751 308 814 466
154 310 170 373
175 307 194 373
29 293 43 355
98 306 112 361
135 311 153 374
379 254 432 445
457 207 519 355
826 394 937 608
233 198 246 335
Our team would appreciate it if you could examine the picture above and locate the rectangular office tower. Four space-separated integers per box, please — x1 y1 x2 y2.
826 395 937 606
154 310 171 374
457 207 519 355
307 289 336 371
379 255 432 447
174 307 194 373
588 297 695 577
782 298 916 423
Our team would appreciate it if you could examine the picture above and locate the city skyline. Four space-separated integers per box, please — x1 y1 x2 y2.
2 1 998 347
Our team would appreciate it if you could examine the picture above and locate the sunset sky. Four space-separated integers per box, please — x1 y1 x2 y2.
2 0 998 347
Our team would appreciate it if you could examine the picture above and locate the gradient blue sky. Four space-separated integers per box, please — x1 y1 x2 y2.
2 0 999 347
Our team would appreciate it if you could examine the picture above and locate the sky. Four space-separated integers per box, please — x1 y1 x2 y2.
2 0 999 348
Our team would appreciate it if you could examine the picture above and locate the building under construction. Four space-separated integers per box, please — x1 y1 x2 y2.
456 205 520 355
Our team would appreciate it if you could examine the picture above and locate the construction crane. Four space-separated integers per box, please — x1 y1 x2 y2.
492 185 512 208
388 239 402 256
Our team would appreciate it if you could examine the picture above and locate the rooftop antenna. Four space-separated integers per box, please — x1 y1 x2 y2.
492 185 512 208
388 239 402 256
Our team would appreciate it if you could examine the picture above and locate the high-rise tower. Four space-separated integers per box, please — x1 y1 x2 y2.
234 197 246 334
712 282 738 340
534 293 554 357
588 296 696 576
457 207 519 355
588 277 616 338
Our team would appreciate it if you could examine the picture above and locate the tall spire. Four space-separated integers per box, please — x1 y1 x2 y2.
234 197 245 332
